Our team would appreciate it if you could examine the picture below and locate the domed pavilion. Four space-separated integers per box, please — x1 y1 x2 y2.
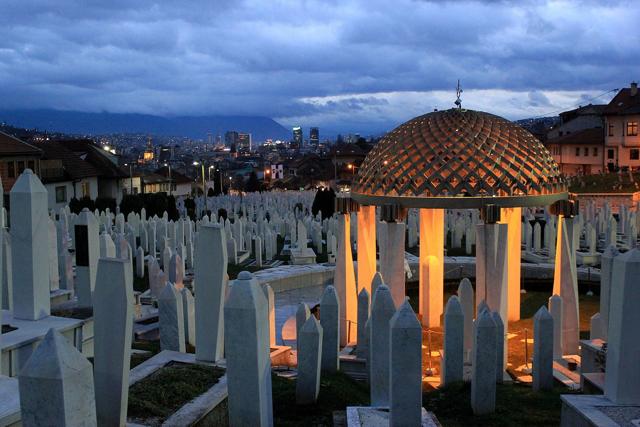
342 107 571 329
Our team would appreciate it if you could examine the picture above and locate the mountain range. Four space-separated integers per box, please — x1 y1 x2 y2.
0 109 290 142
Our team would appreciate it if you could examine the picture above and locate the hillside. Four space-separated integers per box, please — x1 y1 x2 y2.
0 109 290 142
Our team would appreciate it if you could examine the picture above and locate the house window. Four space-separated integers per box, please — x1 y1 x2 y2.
55 186 67 203
609 124 615 136
608 149 615 160
17 161 25 174
630 149 639 160
583 147 589 156
81 181 90 197
628 121 639 136
27 160 35 171
7 161 15 178
593 148 598 157
575 147 580 156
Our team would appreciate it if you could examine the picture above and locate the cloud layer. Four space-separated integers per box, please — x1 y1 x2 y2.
0 0 638 135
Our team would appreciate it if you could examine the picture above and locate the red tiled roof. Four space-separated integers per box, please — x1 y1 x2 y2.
604 88 640 115
0 131 42 156
54 139 128 179
545 127 604 146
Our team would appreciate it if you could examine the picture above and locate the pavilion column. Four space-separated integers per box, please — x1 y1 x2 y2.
357 204 376 296
476 205 508 323
419 208 444 327
501 207 522 321
552 200 580 355
379 205 407 308
335 197 358 347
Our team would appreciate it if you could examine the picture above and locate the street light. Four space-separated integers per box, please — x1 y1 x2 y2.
193 161 207 213
124 163 133 195
163 163 172 195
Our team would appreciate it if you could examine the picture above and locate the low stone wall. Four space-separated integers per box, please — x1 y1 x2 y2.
237 254 600 293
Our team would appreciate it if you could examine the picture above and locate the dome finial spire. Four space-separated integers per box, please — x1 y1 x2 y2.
455 79 463 109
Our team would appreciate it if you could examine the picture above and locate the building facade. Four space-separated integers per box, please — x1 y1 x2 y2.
604 82 640 171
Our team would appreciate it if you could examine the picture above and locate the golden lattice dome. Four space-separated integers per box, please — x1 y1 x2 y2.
351 108 567 208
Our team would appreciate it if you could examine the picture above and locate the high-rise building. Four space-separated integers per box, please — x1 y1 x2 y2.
237 133 252 154
225 131 239 147
292 126 303 148
310 127 319 145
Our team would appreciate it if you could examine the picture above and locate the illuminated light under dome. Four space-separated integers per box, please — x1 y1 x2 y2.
351 108 568 209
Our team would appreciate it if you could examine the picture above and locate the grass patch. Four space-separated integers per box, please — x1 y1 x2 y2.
424 381 574 427
128 363 225 425
51 306 93 319
272 372 369 426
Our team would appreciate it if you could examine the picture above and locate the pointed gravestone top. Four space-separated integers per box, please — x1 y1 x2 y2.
372 284 395 312
11 168 47 194
358 287 370 300
445 295 464 316
371 271 384 287
458 277 472 292
477 300 490 316
534 305 553 322
320 285 339 306
475 309 496 329
549 294 562 303
390 299 421 329
301 315 322 334
21 328 91 379
158 282 179 302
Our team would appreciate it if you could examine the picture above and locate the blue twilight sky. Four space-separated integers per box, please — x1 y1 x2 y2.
0 0 638 134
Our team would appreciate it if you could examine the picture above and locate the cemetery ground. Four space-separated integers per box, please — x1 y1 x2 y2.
404 282 599 426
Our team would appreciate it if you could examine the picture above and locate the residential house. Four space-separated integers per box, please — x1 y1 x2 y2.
54 139 132 202
35 141 100 211
143 167 192 197
0 131 42 205
604 82 640 171
545 128 605 175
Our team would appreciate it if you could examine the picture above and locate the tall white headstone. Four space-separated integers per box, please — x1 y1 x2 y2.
10 169 50 320
471 310 497 415
548 294 563 359
296 302 310 344
320 285 340 373
224 271 273 426
457 278 474 361
443 295 464 385
75 209 100 307
195 224 228 362
296 316 323 405
533 306 554 391
93 258 134 427
369 284 396 407
599 245 619 340
356 288 370 359
389 300 422 427
158 282 186 352
605 248 640 404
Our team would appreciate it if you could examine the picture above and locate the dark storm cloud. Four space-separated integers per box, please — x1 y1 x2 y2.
0 0 638 132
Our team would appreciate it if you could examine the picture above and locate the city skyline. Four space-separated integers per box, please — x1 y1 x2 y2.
0 1 637 134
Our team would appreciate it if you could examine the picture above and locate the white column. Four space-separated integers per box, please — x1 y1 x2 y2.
75 209 100 308
357 205 376 295
475 222 509 324
419 208 444 327
382 220 406 308
501 207 522 321
334 213 357 346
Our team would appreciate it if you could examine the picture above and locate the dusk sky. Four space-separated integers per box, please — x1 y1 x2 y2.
1 0 638 134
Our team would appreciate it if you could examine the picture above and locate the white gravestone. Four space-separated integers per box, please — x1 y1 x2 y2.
296 316 323 405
